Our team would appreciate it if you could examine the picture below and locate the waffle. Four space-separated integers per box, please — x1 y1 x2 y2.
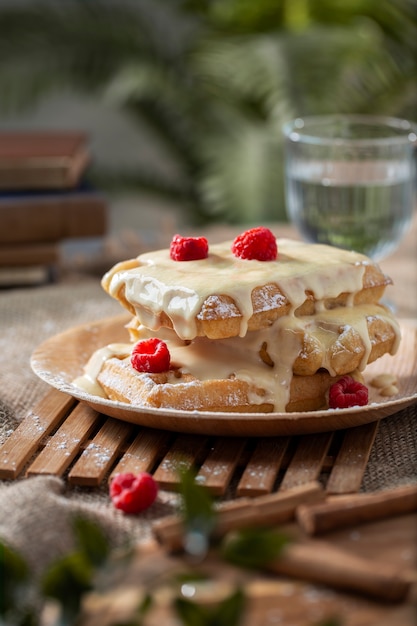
101 239 392 341
97 354 362 413
126 303 399 378
73 235 401 413
92 300 399 412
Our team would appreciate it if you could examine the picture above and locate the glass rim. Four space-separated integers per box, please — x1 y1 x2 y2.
282 114 417 146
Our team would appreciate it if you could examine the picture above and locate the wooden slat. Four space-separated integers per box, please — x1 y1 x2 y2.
26 403 101 477
196 437 247 496
110 429 172 480
68 419 134 486
326 421 379 494
0 389 75 479
280 432 333 490
153 434 209 490
237 437 290 497
0 390 379 494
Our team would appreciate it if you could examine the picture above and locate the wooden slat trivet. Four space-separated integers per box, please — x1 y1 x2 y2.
109 429 172 481
26 403 101 478
326 420 379 494
196 437 247 496
0 390 380 497
0 389 75 479
280 432 333 490
153 434 210 490
237 437 290 497
68 419 134 487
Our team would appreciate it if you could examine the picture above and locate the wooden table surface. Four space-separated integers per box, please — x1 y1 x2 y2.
80 513 417 626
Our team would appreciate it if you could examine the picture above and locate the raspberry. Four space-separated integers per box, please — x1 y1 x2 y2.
328 375 368 409
131 338 170 373
110 472 158 514
170 234 209 261
232 227 278 261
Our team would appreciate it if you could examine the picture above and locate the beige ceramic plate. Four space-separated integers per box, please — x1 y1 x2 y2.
31 314 417 437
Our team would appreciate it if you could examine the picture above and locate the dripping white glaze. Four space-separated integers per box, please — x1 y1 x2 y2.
74 237 400 411
103 238 371 340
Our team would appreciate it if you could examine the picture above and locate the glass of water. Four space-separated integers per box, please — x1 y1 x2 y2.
282 115 417 260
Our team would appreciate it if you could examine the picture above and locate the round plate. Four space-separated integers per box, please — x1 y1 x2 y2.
31 314 417 437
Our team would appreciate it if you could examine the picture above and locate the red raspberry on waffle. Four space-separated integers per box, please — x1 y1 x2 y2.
131 338 170 373
329 375 368 409
170 234 209 261
232 227 278 261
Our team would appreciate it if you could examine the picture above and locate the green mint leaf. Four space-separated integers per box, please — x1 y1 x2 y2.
0 541 30 615
210 588 245 626
221 528 290 569
41 551 93 620
174 597 209 626
174 588 245 626
177 465 216 551
72 514 110 568
132 591 153 625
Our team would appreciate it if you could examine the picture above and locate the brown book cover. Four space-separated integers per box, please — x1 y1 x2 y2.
0 131 91 189
0 243 59 267
0 184 107 245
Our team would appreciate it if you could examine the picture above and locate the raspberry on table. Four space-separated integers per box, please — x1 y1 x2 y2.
328 375 369 409
170 234 209 261
231 227 278 261
131 337 170 373
110 472 158 514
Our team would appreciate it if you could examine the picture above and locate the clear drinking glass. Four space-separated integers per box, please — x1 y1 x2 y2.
282 115 417 260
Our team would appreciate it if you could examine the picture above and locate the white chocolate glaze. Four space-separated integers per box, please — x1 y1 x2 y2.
73 343 131 396
103 238 371 340
73 304 400 411
73 237 401 412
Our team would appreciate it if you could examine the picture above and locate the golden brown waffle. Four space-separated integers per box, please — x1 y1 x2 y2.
101 239 392 341
126 303 399 379
97 355 361 413
77 236 401 414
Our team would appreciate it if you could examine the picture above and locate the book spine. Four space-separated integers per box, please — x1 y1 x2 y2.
0 194 107 244
0 243 59 267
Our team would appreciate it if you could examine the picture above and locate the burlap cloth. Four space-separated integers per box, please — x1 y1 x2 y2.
0 274 181 576
1 270 416 577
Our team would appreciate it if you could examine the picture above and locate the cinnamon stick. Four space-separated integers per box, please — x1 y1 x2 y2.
268 540 412 603
152 482 414 603
152 481 325 552
297 483 417 536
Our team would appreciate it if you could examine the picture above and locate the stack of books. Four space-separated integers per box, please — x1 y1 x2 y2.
0 131 108 285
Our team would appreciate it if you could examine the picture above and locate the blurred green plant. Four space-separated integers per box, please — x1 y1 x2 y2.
0 467 340 626
0 0 415 223
0 515 112 626
40 515 111 625
0 539 37 626
176 464 217 557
